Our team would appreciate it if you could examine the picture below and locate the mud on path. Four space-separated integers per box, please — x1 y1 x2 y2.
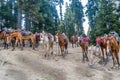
0 44 120 80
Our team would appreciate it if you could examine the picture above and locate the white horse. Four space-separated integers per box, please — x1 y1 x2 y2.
55 35 61 56
43 33 54 58
39 33 44 49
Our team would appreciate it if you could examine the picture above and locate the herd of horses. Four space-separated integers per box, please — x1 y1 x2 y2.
0 29 120 69
0 29 69 58
95 35 120 69
71 32 120 69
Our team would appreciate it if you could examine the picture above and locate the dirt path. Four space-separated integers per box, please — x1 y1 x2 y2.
0 44 120 80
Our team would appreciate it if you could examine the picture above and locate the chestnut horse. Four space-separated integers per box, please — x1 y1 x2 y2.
71 35 78 48
79 37 89 62
106 35 120 68
22 33 35 50
96 36 108 62
0 30 7 48
6 30 23 51
55 33 68 57
0 30 6 39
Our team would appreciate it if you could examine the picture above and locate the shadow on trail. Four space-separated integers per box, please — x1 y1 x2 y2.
6 69 27 80
76 65 113 80
17 54 66 80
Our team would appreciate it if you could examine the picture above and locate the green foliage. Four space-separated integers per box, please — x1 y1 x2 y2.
0 0 59 33
64 0 84 39
0 0 17 28
86 0 120 44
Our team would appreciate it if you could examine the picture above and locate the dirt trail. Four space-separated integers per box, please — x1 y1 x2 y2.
0 44 120 80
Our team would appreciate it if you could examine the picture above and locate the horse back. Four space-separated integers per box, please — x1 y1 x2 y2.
22 34 35 40
59 34 68 46
71 35 78 42
0 31 6 39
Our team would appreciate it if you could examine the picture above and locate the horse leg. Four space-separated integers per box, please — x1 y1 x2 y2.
101 48 105 62
11 39 15 47
82 49 85 62
47 41 53 58
111 53 116 69
61 47 65 58
65 44 68 54
50 42 53 55
5 43 9 49
29 39 32 47
12 39 18 51
85 50 89 62
77 42 79 47
20 39 23 50
3 41 8 49
31 38 35 50
72 42 74 48
83 52 85 62
75 42 76 47
85 44 89 61
5 42 9 49
3 40 6 49
44 44 47 58
44 43 49 58
115 52 120 69
22 40 25 47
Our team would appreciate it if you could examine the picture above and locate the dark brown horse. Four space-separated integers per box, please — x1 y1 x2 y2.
55 33 68 57
79 37 89 62
6 30 23 51
106 35 120 68
71 35 78 48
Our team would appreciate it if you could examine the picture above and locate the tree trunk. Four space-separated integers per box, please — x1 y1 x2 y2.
17 1 22 29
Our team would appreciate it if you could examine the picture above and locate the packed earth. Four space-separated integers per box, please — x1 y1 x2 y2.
0 43 120 80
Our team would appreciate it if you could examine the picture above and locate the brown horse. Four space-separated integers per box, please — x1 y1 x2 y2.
6 30 23 51
55 33 68 57
106 35 120 69
96 36 108 62
0 30 6 39
22 33 35 50
79 37 89 62
71 35 78 48
0 30 7 48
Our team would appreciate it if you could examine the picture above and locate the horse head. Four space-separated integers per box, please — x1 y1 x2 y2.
6 34 12 44
106 35 118 54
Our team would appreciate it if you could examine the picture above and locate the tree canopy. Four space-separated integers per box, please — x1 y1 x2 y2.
0 0 120 43
86 0 120 44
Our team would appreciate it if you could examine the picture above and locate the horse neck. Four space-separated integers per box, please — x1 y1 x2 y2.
58 35 64 43
110 37 118 46
55 35 58 42
0 32 5 38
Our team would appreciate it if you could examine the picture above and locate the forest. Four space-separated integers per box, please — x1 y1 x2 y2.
0 0 120 44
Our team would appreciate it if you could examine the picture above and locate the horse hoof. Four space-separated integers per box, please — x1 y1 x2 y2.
11 49 14 51
44 54 46 58
51 52 53 55
33 48 35 50
111 66 116 69
118 66 120 69
82 60 85 63
88 63 95 68
62 55 65 58
87 59 89 62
